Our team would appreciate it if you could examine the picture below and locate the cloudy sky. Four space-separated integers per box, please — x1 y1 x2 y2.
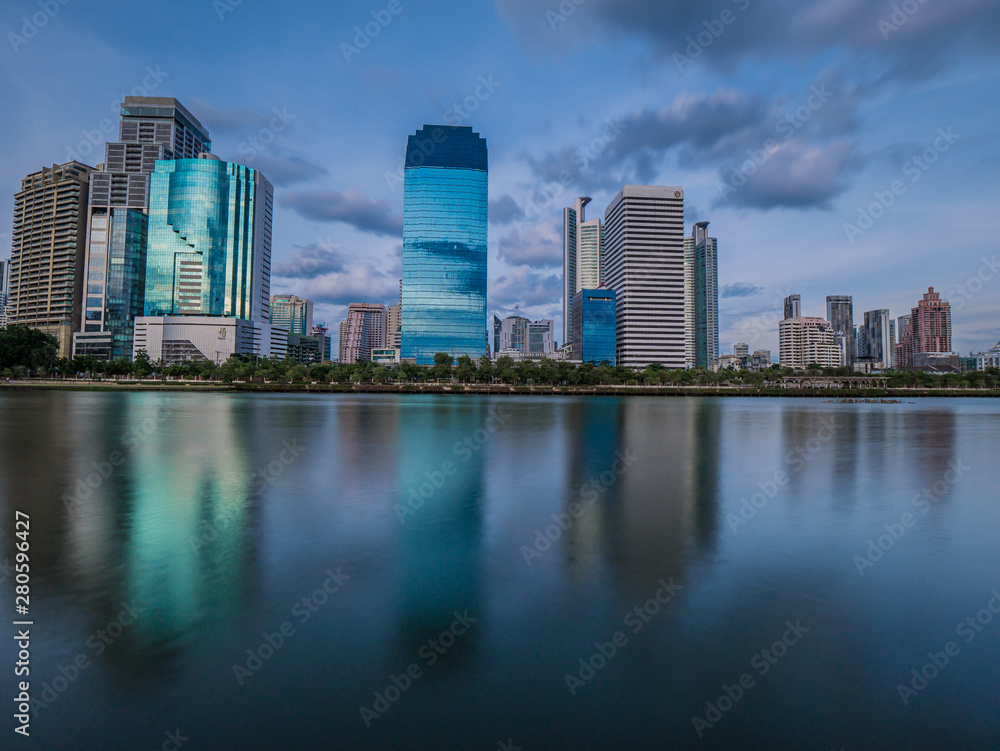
1 0 998 356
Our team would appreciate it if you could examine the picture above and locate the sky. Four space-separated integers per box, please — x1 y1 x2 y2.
1 0 998 357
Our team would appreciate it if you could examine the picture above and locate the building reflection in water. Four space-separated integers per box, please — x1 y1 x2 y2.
394 398 485 665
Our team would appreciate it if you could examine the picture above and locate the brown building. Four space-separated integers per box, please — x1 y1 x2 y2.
8 162 94 358
895 287 952 369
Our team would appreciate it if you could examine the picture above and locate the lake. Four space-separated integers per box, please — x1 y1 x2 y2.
1 392 997 749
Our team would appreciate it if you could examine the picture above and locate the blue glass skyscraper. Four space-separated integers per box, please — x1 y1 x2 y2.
401 125 488 364
143 155 273 323
572 289 617 365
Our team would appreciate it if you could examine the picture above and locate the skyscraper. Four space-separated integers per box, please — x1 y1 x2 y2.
0 259 9 328
134 155 277 363
74 97 211 360
401 125 488 365
563 197 604 347
895 314 912 369
779 317 844 368
783 294 801 320
685 221 718 369
572 288 617 365
603 185 685 368
495 315 554 359
826 295 855 366
895 287 951 368
339 303 387 363
271 294 314 335
8 161 94 357
862 309 895 368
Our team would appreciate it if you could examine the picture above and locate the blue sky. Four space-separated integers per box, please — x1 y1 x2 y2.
2 0 998 356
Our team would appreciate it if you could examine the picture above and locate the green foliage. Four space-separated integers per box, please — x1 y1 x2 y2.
0 325 58 373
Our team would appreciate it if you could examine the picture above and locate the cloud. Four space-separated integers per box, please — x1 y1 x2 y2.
496 217 562 269
273 242 345 279
490 194 524 225
489 268 562 309
290 264 398 308
721 282 764 298
241 152 328 187
187 98 275 135
280 189 403 237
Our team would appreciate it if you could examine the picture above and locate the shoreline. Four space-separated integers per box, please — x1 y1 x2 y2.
1 381 998 398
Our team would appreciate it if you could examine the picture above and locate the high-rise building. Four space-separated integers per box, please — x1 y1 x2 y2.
862 309 895 368
779 317 844 368
563 197 604 347
572 289 617 365
74 97 211 360
0 259 9 328
401 125 488 364
310 324 332 362
684 221 719 369
895 314 912 369
134 155 275 363
734 343 749 358
339 303 387 363
895 287 951 368
783 294 801 320
603 185 685 368
8 162 94 357
270 294 314 335
495 315 554 359
387 303 401 349
826 295 855 366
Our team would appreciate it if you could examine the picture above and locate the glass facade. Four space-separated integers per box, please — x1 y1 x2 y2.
144 158 272 323
402 125 488 364
573 289 617 365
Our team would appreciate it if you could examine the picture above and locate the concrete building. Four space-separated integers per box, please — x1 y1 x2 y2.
73 97 211 361
779 317 844 369
970 342 1000 371
8 161 94 357
604 185 685 368
826 295 855 366
286 332 324 364
862 309 895 368
895 288 951 369
563 197 604 348
0 259 9 328
310 324 332 362
684 221 718 369
387 303 401 349
783 294 801 320
496 315 555 359
372 348 401 366
734 343 749 358
132 316 286 364
270 294 314 336
339 303 386 363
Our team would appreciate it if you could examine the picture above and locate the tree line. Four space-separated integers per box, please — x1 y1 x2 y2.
1 326 997 388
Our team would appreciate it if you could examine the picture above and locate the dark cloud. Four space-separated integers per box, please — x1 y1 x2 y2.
242 153 328 187
497 0 1000 77
280 189 403 237
187 98 276 135
489 269 562 309
489 194 524 225
721 282 764 298
291 264 398 308
273 243 345 279
496 216 562 269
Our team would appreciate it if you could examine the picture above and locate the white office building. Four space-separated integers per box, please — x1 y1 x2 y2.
133 316 287 364
604 185 685 368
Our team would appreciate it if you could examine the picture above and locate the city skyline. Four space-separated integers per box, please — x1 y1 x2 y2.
1 1 997 359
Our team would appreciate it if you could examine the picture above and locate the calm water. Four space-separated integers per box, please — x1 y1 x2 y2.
1 393 998 750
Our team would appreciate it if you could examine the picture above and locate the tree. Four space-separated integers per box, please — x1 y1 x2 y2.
430 353 454 381
133 349 153 379
0 325 58 374
454 355 476 383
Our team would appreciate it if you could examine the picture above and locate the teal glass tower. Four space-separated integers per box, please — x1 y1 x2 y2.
144 156 273 323
401 125 488 364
